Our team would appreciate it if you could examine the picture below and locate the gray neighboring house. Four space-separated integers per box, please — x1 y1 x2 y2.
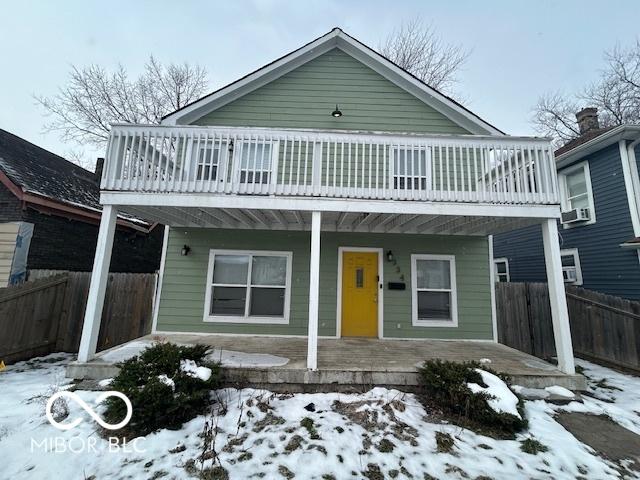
493 109 640 300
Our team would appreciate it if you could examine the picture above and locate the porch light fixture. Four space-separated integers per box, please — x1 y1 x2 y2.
331 104 342 118
181 245 191 256
386 250 394 262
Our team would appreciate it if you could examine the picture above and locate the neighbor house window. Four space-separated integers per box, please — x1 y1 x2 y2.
560 248 582 285
411 254 458 327
494 258 510 282
204 250 292 323
559 161 595 226
392 147 431 191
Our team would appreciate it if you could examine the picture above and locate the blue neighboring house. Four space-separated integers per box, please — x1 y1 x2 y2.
493 108 640 300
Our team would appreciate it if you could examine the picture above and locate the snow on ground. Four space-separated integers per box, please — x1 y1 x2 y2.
1 355 639 479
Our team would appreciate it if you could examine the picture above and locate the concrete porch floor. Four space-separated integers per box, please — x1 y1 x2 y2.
67 334 586 390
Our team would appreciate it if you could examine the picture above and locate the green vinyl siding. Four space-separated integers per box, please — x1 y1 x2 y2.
156 228 493 340
192 48 469 135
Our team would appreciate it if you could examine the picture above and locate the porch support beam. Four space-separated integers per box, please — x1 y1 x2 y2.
307 210 321 370
78 205 118 362
541 218 576 375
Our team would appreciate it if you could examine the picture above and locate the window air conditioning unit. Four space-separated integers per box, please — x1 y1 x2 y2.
561 208 590 224
562 267 577 283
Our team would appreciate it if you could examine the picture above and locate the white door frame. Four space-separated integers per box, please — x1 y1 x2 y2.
336 246 384 339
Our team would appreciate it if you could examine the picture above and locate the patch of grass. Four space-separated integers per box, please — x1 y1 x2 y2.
300 417 321 439
278 465 295 479
334 426 344 433
376 438 396 453
362 463 384 480
284 434 304 452
417 360 527 437
594 378 623 392
253 413 286 433
237 452 253 462
103 343 220 438
520 437 549 455
435 431 455 454
199 466 229 480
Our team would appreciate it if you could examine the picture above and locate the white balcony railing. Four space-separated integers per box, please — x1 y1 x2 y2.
102 125 559 205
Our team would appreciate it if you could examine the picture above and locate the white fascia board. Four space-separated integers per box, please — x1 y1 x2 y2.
162 29 503 136
101 191 561 219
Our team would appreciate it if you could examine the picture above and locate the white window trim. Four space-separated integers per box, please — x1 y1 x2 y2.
389 146 432 192
558 160 596 228
233 139 280 186
203 249 293 324
560 248 583 286
411 254 458 328
493 257 510 283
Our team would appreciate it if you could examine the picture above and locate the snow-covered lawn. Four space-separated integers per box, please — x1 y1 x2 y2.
1 354 639 479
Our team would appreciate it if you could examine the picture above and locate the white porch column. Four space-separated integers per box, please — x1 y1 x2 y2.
77 205 118 362
306 211 321 370
541 218 576 374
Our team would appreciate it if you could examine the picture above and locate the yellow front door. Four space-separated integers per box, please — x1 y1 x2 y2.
341 251 378 337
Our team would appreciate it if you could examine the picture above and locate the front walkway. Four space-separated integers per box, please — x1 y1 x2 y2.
67 334 586 390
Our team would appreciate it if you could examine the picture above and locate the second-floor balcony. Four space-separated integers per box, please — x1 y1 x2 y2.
102 124 559 206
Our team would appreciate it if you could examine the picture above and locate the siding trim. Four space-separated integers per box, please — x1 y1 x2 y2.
335 246 384 339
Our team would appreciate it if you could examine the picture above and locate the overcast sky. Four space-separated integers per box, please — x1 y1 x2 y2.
0 0 637 168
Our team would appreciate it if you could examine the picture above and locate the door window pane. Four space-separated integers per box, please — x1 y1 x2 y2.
211 286 246 315
355 268 364 288
251 256 287 286
417 291 451 320
213 255 249 284
241 143 272 170
416 259 451 289
250 287 285 316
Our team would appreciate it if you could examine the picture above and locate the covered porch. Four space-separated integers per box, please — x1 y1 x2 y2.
67 334 586 390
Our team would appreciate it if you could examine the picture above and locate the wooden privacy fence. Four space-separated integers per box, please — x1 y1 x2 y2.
0 272 157 364
496 282 640 371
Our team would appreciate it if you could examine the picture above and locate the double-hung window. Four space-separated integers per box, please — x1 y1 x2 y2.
494 258 510 282
411 254 458 327
392 147 431 191
193 140 227 181
238 142 274 184
204 250 292 324
559 161 595 226
560 248 582 285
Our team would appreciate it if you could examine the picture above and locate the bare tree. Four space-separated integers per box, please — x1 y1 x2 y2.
380 19 470 93
35 56 208 148
532 39 640 145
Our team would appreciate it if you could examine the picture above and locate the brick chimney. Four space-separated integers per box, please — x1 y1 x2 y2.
94 157 104 185
576 107 600 135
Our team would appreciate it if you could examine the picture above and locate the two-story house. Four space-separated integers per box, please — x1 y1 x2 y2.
75 28 576 375
493 108 640 300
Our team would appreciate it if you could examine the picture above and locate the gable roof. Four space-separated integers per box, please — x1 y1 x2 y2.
555 125 640 169
161 28 504 136
0 128 150 231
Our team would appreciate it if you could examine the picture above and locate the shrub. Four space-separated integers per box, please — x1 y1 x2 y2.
103 342 220 437
520 437 549 455
417 359 527 436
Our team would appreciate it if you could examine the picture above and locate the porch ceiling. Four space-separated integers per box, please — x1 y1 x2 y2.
120 204 543 235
